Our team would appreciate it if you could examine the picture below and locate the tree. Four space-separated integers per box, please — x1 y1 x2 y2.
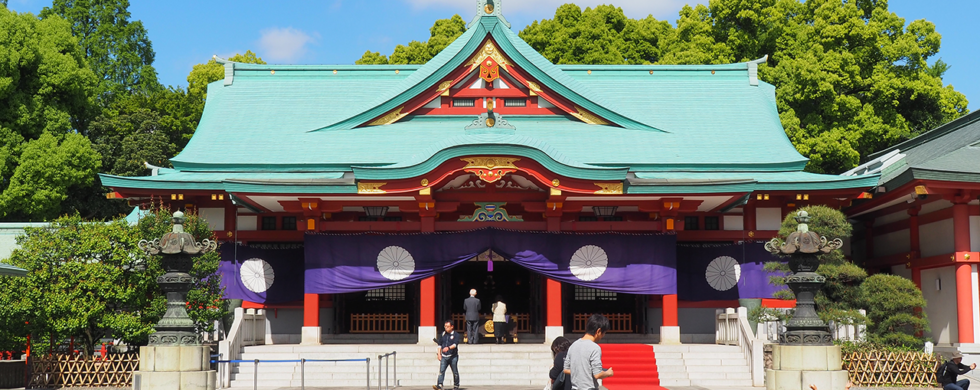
356 15 467 65
40 0 159 106
187 50 266 104
764 206 868 324
860 274 929 346
0 207 226 356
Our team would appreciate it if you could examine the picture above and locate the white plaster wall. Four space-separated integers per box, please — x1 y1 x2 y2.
237 215 257 231
0 229 20 261
874 228 910 258
874 210 909 227
198 207 225 231
921 200 954 215
921 266 958 344
920 219 955 258
890 265 912 281
973 264 979 343
970 216 979 252
756 208 782 231
723 215 743 231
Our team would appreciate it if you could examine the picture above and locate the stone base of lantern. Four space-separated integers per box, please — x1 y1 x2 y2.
133 345 215 390
765 345 848 390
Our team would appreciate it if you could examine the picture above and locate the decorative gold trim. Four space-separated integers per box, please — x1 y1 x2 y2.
484 3 494 14
420 178 429 187
527 81 541 96
461 157 520 170
357 182 387 194
333 69 337 74
367 106 407 126
419 187 431 196
551 179 560 187
550 188 562 196
438 80 452 96
594 182 623 195
467 40 509 71
570 106 610 125
270 70 275 75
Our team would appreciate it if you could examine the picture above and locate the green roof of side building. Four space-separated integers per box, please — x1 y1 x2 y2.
844 110 980 188
100 13 877 195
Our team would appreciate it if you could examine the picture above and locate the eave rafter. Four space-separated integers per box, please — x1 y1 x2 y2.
363 37 613 127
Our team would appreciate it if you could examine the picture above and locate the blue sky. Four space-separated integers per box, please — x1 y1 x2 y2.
7 0 979 109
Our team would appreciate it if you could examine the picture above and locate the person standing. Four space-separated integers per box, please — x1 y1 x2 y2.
463 289 481 344
492 295 507 344
433 320 460 390
563 314 613 390
549 336 572 390
939 352 976 390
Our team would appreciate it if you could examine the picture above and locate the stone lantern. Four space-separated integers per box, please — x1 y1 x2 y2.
133 211 218 390
763 210 848 390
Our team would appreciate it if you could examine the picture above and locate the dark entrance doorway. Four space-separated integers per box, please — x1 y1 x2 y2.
442 255 541 342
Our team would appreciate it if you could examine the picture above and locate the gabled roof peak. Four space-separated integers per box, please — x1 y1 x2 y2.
468 0 511 29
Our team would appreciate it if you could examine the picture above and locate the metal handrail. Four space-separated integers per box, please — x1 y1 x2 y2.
212 357 371 390
377 351 397 390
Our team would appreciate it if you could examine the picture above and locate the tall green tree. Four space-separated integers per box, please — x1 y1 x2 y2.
40 0 159 106
0 207 226 356
0 6 102 222
356 15 467 65
187 50 266 103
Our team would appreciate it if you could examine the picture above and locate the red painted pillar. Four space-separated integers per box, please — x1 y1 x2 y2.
662 294 678 327
547 279 562 327
743 203 756 232
420 277 436 327
303 293 319 327
953 201 974 343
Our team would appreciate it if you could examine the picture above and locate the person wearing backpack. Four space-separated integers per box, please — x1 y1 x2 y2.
939 352 977 390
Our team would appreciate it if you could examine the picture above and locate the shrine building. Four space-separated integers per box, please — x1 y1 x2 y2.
100 2 880 345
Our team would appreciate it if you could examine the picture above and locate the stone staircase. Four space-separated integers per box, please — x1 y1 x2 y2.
651 344 754 387
226 343 754 388
228 343 554 388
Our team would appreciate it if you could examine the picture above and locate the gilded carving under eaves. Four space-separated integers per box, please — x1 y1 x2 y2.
357 182 387 194
594 182 623 195
367 107 407 126
467 41 510 72
571 106 610 125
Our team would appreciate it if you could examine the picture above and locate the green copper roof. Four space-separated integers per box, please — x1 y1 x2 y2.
0 262 27 277
629 171 879 193
104 13 880 195
863 110 980 187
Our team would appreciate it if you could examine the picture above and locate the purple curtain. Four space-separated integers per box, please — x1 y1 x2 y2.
220 243 305 304
676 242 785 301
304 228 677 295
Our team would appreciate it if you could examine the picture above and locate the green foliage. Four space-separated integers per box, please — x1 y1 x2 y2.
748 306 791 324
520 4 673 65
355 51 388 65
187 50 266 103
356 15 467 65
0 206 226 356
40 0 159 106
860 274 929 347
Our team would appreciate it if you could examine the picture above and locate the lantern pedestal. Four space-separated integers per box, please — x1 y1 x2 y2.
133 345 215 390
766 345 847 390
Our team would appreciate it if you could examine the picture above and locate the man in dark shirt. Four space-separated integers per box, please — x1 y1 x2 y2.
433 320 460 390
463 289 481 344
939 352 976 390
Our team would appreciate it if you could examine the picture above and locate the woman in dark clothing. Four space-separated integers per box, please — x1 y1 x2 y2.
548 336 572 390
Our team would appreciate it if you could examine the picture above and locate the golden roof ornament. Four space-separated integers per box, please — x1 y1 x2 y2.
469 0 511 29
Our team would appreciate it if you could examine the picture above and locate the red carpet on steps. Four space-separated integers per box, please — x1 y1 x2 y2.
600 344 666 390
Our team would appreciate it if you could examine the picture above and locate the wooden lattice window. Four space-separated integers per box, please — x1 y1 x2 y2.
684 216 699 230
504 98 526 107
452 98 475 107
365 285 406 301
704 216 720 230
281 216 297 230
261 216 276 230
574 285 617 301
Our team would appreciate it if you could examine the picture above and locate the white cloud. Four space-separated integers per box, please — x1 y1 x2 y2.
403 0 707 21
257 27 317 63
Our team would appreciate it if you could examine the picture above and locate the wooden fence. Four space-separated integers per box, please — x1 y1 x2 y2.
350 313 410 333
0 360 25 388
843 350 941 387
451 313 530 334
572 313 632 333
28 353 139 388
